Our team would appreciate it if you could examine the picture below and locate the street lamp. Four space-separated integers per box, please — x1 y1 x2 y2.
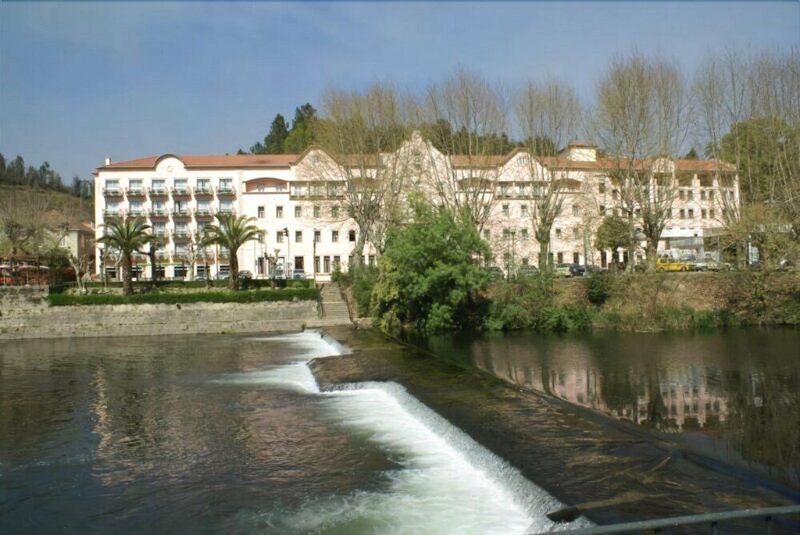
282 227 290 279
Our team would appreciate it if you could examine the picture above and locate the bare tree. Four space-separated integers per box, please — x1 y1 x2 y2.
418 68 509 231
313 83 413 264
593 52 692 270
0 188 55 269
514 78 582 269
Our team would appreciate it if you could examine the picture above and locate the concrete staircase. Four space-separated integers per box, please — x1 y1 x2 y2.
311 282 352 326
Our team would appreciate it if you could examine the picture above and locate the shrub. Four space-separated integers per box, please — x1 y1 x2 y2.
48 288 319 306
586 272 613 305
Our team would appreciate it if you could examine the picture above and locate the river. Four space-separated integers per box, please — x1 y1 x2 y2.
0 331 579 534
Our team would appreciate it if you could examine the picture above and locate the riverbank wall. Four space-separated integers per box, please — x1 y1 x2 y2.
0 286 349 339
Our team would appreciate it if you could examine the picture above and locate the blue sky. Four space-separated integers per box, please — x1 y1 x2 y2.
1 1 798 181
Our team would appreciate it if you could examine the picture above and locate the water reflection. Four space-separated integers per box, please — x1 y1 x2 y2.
426 329 800 487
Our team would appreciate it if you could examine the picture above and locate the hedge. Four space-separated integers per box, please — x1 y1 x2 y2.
48 288 320 306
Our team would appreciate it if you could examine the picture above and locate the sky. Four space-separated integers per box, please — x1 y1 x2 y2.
1 1 798 181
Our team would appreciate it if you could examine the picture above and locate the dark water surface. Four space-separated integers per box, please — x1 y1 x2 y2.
0 333 563 535
424 328 800 489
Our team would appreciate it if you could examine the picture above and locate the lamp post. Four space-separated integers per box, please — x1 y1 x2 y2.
282 227 290 279
313 228 318 282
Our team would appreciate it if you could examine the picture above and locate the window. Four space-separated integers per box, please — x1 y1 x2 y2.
333 256 341 271
332 230 339 242
700 190 707 200
129 179 143 193
555 228 562 238
331 206 340 218
688 209 695 218
295 231 302 243
679 190 685 200
314 230 321 243
369 255 376 267
324 256 331 273
503 229 511 239
667 209 672 218
295 206 302 218
174 179 188 193
483 229 490 239
521 257 529 266
276 206 283 218
687 190 694 201
599 182 606 194
218 179 233 193
680 209 686 219
709 190 715 200
520 229 528 240
701 209 707 219
277 232 284 243
257 206 265 218
599 205 605 215
520 204 528 217
314 256 321 274
612 190 619 200
313 205 320 218
709 209 715 219
349 230 356 242
557 252 564 264
196 179 211 193
573 252 580 264
502 204 510 216
572 227 579 239
572 205 580 216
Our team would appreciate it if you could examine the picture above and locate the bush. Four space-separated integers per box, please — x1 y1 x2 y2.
48 288 319 306
586 272 613 305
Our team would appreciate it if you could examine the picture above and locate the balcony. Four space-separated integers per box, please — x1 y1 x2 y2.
172 208 192 219
217 206 236 216
127 208 147 218
149 186 169 197
103 209 123 218
171 186 192 197
173 230 192 240
194 184 214 197
216 185 236 196
150 208 170 218
194 207 215 218
126 187 146 198
152 229 169 238
103 188 123 197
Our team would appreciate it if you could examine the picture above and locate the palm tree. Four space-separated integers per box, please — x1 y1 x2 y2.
98 216 153 296
203 214 262 290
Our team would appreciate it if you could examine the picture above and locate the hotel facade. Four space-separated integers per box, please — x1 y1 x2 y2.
93 134 739 281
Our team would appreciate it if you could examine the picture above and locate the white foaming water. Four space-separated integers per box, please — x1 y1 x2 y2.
220 331 589 534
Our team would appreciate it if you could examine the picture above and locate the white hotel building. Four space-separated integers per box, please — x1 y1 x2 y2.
93 135 738 280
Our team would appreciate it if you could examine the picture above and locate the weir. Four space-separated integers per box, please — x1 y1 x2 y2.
217 330 591 534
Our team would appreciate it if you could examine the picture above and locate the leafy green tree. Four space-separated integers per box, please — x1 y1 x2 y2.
251 114 290 154
284 103 317 153
372 201 491 333
98 216 153 296
203 214 262 290
595 215 635 270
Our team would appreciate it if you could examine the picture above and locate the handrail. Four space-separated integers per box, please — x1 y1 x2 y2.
551 505 800 535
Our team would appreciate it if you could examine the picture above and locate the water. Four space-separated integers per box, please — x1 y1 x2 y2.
0 332 579 534
424 328 800 489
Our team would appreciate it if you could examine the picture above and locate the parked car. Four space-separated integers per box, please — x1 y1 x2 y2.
695 258 731 272
554 263 573 277
569 263 586 277
486 266 505 281
292 269 306 280
515 265 539 279
215 272 230 280
656 256 691 272
237 270 253 280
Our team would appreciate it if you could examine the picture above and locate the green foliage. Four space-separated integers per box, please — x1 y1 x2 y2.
203 214 263 290
48 288 319 306
251 114 289 154
372 202 491 334
335 265 379 316
595 215 634 253
486 274 592 332
586 272 613 305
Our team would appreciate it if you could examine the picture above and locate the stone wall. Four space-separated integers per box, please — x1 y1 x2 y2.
0 286 344 339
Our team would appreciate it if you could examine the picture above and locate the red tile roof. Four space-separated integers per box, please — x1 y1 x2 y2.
97 154 298 172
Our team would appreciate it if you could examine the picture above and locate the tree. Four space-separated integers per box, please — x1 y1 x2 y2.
313 83 413 263
284 103 318 153
203 214 262 290
514 78 582 270
595 215 635 270
419 67 509 231
251 114 289 154
592 51 692 271
97 216 153 296
372 201 491 334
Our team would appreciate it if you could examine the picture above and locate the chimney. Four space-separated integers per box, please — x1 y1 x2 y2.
104 156 111 166
564 142 597 162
